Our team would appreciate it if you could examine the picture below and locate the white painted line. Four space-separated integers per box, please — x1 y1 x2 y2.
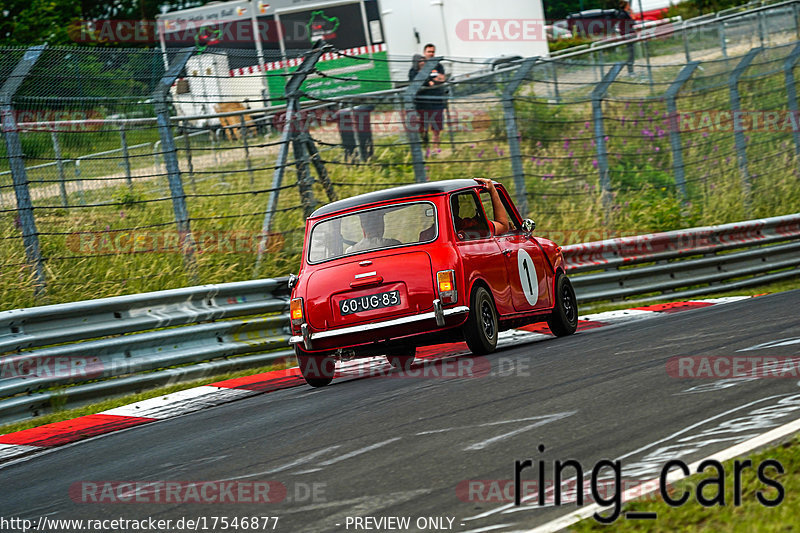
219 445 343 481
459 525 516 533
693 296 753 304
579 309 655 322
293 437 402 474
526 415 800 533
417 412 576 436
738 336 800 352
465 413 575 451
100 386 254 419
318 437 402 466
0 443 41 460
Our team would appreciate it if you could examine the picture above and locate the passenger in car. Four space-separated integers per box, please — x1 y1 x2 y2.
346 211 402 253
473 178 510 236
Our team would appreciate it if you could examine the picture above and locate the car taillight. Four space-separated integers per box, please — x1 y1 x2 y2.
290 298 304 326
437 270 457 304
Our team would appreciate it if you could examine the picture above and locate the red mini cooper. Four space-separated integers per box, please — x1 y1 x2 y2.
288 179 578 387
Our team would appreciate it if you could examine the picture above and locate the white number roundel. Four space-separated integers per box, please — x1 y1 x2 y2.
517 249 539 306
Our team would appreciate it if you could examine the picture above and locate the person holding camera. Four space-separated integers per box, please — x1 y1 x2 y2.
408 43 448 149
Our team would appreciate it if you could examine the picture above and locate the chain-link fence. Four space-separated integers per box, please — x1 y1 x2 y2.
3 0 800 309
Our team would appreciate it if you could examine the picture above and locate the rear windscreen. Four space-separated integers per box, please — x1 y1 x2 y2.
308 202 437 263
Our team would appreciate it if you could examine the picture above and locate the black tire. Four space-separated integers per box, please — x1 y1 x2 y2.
386 345 416 370
295 345 335 387
547 273 578 337
463 286 498 355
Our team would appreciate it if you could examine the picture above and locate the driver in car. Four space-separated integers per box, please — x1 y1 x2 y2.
346 211 402 253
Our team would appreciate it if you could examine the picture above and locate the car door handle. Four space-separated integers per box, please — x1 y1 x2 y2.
350 276 384 289
502 249 513 256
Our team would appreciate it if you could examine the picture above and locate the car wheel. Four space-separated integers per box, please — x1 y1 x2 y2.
386 345 416 370
547 273 578 336
463 286 498 355
295 346 335 387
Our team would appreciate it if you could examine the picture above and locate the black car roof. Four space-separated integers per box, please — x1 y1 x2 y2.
310 179 481 218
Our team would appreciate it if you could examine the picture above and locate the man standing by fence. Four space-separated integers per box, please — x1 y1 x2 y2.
408 43 448 149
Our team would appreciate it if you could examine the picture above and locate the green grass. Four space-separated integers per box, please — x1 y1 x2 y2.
570 434 800 531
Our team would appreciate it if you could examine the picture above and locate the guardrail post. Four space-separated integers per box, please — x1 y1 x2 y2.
404 57 442 183
730 47 761 214
757 10 766 47
1 44 47 296
152 48 197 282
502 57 539 216
592 63 624 223
50 130 68 206
665 61 700 201
783 43 800 156
239 113 254 184
119 121 132 189
255 43 329 276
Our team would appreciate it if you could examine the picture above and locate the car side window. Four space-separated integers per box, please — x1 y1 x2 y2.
480 189 519 233
451 192 491 240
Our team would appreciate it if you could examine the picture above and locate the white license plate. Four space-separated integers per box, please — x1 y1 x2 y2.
340 290 401 315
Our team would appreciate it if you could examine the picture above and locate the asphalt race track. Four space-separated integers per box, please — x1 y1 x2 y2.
2 290 800 532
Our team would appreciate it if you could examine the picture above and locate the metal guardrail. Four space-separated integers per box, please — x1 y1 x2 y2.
0 278 291 425
0 214 799 425
563 213 800 302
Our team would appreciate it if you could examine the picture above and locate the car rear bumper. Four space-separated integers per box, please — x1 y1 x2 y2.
289 301 470 351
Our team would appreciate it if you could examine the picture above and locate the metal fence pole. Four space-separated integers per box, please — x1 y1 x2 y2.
730 48 761 214
445 98 456 150
719 21 728 58
255 43 330 276
502 57 539 217
794 2 800 40
50 130 68 206
119 121 132 189
783 43 800 156
152 48 197 281
239 113 254 184
403 57 441 183
758 10 766 47
302 131 336 203
592 63 625 222
682 23 692 62
181 120 196 193
0 44 47 295
550 61 561 104
292 132 316 218
665 61 700 201
641 38 653 90
209 129 221 167
74 158 86 205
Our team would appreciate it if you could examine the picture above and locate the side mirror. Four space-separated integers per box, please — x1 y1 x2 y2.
288 273 299 291
522 219 536 235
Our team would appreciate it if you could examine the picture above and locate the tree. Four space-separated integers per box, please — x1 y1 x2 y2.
1 0 208 47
